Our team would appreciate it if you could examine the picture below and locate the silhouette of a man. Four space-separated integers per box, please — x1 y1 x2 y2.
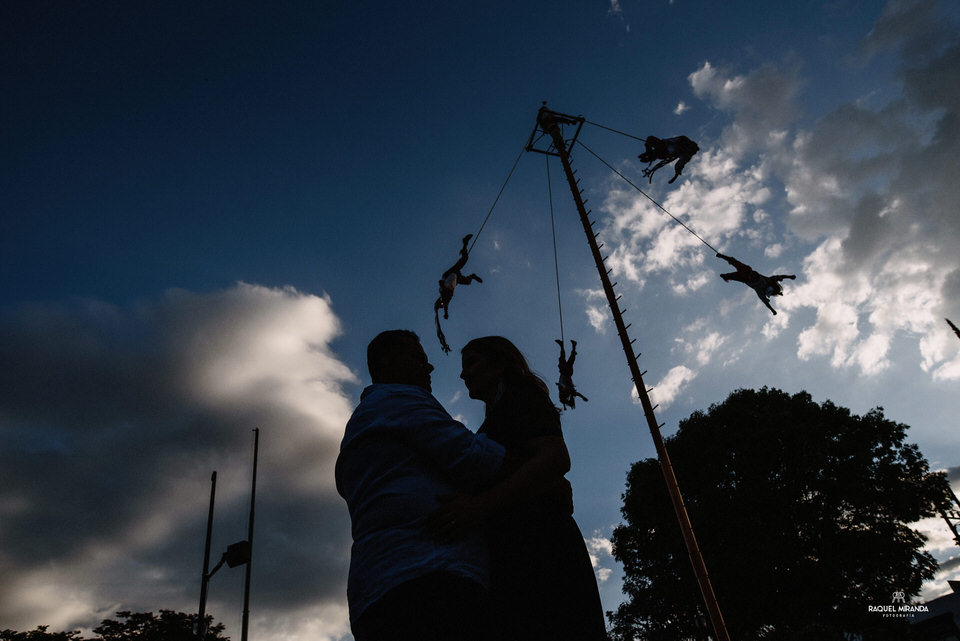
717 253 796 316
336 330 505 641
639 135 699 184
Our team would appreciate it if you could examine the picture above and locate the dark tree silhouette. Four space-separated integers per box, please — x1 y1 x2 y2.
609 387 951 641
94 610 228 641
2 611 229 641
0 628 86 641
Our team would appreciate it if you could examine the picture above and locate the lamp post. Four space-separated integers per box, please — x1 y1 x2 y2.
240 427 259 641
194 429 258 640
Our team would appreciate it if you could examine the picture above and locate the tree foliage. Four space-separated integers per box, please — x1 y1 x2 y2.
0 627 87 641
609 387 952 641
2 611 228 641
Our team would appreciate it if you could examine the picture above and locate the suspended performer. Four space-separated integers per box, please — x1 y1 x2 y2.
537 105 580 131
638 135 699 184
434 234 483 353
717 253 796 316
555 339 588 410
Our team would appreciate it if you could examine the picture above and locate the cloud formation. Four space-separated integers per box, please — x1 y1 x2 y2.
598 0 960 381
579 288 610 335
646 365 695 410
779 0 960 378
0 283 358 640
585 531 614 584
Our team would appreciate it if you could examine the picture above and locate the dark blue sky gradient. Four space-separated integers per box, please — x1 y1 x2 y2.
2 1 886 306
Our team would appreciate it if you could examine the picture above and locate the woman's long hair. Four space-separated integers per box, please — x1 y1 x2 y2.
461 336 552 399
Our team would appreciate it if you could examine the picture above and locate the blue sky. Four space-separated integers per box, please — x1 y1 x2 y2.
3 1 960 639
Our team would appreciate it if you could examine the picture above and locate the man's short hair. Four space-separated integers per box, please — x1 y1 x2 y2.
367 329 420 382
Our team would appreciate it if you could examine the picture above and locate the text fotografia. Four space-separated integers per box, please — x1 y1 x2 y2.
867 604 930 618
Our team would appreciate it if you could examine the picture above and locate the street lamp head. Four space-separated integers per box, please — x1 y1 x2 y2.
224 540 251 568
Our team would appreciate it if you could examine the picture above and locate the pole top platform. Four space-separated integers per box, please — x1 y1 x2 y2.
525 103 585 157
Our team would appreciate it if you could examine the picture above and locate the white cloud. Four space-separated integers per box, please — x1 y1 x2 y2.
933 349 960 381
694 332 726 366
599 142 775 298
775 2 960 378
671 270 711 296
580 289 610 334
608 0 622 14
674 101 690 115
641 365 697 409
586 306 608 334
764 243 784 258
689 60 801 155
671 319 729 368
578 288 607 301
252 603 352 641
600 0 960 379
585 531 614 584
0 283 358 640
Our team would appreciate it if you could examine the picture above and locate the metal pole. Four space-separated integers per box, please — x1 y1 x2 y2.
197 471 217 640
538 108 732 641
241 428 259 641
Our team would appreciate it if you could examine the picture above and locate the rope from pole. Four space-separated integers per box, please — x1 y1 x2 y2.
467 145 526 254
576 139 720 255
583 118 648 142
546 154 565 345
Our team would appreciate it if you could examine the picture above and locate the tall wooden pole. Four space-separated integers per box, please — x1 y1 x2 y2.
536 107 732 641
241 428 259 641
948 318 960 342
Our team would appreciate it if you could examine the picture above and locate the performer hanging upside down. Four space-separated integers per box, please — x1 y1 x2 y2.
716 253 796 316
434 234 483 353
638 135 699 184
556 339 588 410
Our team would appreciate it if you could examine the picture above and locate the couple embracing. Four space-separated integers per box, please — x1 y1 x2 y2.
336 330 607 641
